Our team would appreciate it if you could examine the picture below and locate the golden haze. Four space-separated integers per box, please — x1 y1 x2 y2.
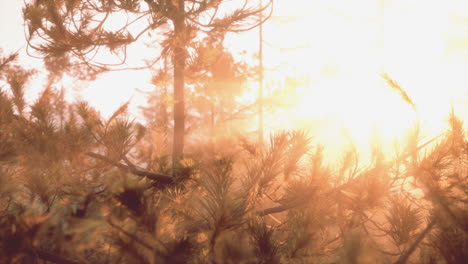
2 0 468 164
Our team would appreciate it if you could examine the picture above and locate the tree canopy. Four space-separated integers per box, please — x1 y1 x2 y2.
24 0 273 167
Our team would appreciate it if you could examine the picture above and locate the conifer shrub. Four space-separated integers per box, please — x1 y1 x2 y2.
0 55 467 263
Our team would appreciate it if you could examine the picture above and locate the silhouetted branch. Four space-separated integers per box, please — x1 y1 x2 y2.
32 249 81 264
107 220 156 252
394 218 436 264
86 152 174 184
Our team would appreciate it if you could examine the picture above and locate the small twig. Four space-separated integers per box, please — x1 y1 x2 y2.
268 213 282 225
107 220 156 252
258 202 296 216
108 218 170 257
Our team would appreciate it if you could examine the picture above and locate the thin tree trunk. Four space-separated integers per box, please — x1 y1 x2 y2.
161 85 169 136
210 101 215 140
258 0 264 146
172 0 186 169
209 101 216 153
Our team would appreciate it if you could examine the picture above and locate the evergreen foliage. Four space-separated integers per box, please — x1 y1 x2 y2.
0 52 467 263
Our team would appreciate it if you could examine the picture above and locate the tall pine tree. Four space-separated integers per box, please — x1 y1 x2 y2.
24 0 273 169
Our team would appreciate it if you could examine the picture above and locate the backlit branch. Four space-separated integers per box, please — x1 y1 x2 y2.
258 133 443 216
394 218 437 264
188 0 274 32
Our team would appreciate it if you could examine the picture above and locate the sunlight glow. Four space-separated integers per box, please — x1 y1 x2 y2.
240 0 468 163
71 0 468 162
2 0 465 164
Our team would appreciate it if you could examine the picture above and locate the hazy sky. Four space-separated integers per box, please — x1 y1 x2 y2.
1 1 28 58
1 0 467 157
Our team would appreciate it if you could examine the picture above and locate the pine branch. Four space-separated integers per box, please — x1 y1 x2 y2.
394 218 436 264
0 52 19 71
381 73 416 110
86 152 174 184
258 201 301 216
258 134 443 216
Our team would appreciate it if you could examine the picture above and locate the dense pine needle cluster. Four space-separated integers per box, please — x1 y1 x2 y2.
0 52 467 264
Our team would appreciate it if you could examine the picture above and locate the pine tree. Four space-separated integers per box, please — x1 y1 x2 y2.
23 0 273 170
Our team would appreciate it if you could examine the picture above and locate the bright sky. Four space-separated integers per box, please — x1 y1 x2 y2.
265 0 468 162
1 0 467 164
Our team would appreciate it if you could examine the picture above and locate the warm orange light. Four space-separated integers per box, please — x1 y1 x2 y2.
2 0 463 163
240 0 468 163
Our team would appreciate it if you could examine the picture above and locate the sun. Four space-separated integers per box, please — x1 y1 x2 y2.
282 71 416 160
250 0 468 163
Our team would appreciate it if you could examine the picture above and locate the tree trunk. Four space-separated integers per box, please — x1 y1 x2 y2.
210 101 215 140
161 85 168 131
258 3 264 147
209 101 216 153
172 0 186 169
